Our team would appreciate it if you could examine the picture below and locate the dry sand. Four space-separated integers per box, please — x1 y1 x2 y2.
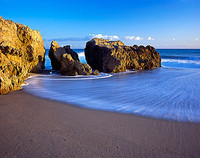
0 90 200 158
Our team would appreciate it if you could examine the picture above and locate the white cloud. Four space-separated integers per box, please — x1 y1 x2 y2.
124 36 135 40
194 38 198 41
172 38 176 41
90 34 107 39
148 36 155 41
110 35 119 40
89 34 119 40
124 35 143 41
135 36 143 41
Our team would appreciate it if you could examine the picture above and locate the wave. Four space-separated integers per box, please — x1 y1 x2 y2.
27 73 113 81
161 55 200 61
78 52 85 57
162 59 200 65
24 67 200 122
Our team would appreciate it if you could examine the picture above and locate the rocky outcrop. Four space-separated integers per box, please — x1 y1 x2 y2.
85 38 161 73
49 41 92 76
0 16 46 94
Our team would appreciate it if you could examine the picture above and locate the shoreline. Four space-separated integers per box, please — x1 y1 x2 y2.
23 86 200 124
0 90 200 157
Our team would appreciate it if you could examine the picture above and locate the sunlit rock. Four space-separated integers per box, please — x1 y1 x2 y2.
0 16 46 94
85 38 161 73
49 41 92 76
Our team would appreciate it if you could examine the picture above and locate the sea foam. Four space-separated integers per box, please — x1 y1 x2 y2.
162 59 200 65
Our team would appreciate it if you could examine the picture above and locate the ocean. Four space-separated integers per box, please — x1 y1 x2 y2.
24 49 200 122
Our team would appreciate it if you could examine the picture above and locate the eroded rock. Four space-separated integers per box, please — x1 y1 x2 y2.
0 16 46 94
49 41 92 76
49 41 79 70
85 38 161 73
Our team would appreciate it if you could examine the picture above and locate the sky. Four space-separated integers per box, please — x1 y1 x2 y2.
1 0 200 49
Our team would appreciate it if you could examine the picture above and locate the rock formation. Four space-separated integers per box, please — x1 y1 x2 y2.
49 41 92 76
85 38 161 73
49 41 79 70
0 16 46 94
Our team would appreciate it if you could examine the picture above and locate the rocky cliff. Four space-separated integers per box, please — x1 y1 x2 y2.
85 38 161 73
49 41 92 76
0 16 46 94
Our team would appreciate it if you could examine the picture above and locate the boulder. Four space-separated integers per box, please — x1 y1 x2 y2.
49 41 79 70
49 41 92 76
92 70 100 75
0 16 46 94
85 38 161 73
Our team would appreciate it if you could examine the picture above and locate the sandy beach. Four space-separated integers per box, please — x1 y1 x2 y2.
0 90 200 158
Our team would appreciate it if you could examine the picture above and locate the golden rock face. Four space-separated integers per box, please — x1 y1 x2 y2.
85 38 161 73
0 16 46 94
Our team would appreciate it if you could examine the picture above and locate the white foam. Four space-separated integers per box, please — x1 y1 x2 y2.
162 59 200 65
29 73 113 81
21 82 29 87
78 52 85 57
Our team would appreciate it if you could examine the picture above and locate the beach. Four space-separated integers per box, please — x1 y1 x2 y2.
1 0 200 157
1 90 200 158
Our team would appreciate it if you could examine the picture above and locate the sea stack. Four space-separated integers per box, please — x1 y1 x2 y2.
0 16 46 94
85 38 161 73
49 41 92 76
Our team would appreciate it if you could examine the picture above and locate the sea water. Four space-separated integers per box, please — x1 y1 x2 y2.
24 49 200 122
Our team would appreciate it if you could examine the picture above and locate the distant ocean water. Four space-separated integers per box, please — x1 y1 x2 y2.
160 49 200 69
25 49 200 122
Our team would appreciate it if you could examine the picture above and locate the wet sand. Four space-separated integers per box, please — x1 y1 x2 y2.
0 90 200 158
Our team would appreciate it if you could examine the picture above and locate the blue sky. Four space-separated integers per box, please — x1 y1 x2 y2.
1 0 200 49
